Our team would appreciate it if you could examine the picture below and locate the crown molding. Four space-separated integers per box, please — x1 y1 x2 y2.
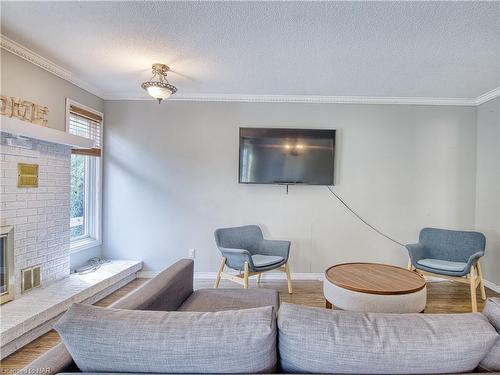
105 93 476 106
2 34 497 107
0 34 103 98
474 86 500 105
208 95 475 106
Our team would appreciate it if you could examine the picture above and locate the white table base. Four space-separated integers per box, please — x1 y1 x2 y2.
323 277 427 313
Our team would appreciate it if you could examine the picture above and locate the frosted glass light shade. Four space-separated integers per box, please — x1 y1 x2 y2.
146 86 172 100
141 78 177 103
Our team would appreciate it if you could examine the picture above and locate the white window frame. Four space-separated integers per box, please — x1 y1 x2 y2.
66 99 103 254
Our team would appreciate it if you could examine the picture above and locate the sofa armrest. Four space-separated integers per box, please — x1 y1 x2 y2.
111 258 194 311
21 342 76 375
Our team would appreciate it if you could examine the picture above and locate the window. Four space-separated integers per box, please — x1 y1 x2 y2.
67 100 103 253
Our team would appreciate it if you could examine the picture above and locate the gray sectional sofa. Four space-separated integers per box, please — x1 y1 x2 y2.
23 259 500 374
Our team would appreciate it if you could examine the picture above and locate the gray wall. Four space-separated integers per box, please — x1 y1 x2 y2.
1 50 104 269
476 97 500 284
103 100 478 276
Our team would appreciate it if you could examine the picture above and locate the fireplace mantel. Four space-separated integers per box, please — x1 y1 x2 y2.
0 116 94 148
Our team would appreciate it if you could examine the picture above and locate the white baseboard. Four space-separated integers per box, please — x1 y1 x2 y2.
196 272 324 280
484 279 500 294
423 275 447 283
138 270 324 280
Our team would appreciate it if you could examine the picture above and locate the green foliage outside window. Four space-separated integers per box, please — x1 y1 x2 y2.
70 154 85 238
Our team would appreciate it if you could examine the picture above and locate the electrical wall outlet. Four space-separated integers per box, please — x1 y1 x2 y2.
188 248 196 258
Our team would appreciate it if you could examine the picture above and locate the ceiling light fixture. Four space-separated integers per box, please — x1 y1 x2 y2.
141 63 177 103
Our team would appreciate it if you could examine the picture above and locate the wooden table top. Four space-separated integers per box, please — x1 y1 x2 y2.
325 263 426 295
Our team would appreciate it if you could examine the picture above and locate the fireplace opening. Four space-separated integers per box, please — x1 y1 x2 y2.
0 226 14 304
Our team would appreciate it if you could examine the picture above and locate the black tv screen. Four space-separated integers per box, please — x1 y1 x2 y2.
239 128 335 185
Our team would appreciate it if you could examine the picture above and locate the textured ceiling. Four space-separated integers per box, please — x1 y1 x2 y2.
1 1 499 100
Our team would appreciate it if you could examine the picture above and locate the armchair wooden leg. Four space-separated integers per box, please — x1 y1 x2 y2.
257 273 262 284
214 257 226 288
469 269 478 313
243 261 249 289
285 262 293 294
476 261 487 301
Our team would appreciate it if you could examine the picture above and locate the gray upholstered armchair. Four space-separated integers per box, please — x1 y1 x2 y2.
214 225 292 293
406 227 486 312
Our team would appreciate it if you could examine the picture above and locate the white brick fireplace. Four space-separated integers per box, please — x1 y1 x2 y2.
0 118 142 359
0 132 71 298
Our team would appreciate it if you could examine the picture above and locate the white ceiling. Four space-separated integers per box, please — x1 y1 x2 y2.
1 1 499 101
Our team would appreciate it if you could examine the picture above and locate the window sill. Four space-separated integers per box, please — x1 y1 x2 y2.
70 237 101 254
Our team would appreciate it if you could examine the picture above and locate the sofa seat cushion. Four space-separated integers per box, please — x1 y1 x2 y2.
55 303 277 374
417 258 467 272
251 254 284 267
480 298 500 372
278 303 498 374
177 288 279 312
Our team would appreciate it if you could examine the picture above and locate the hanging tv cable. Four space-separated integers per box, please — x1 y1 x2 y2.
326 186 406 248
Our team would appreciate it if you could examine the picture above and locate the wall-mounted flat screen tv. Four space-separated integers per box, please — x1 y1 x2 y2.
239 128 335 185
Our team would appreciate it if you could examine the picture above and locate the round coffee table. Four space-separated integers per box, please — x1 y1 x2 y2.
324 263 427 313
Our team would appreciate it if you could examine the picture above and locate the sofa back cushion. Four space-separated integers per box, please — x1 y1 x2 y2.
480 297 500 372
278 303 498 374
54 303 277 374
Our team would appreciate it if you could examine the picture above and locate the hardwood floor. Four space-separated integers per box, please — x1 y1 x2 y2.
202 277 500 313
1 277 498 370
